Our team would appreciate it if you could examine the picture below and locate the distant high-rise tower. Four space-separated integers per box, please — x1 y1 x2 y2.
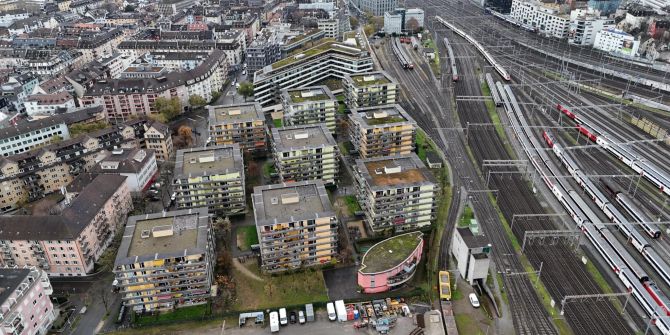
352 0 398 16
587 0 622 15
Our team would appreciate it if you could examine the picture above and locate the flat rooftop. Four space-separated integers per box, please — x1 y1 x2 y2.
115 208 210 266
252 180 333 226
359 231 423 274
208 102 264 124
282 85 335 104
351 104 415 127
347 71 395 87
272 124 336 152
174 144 243 178
356 154 435 188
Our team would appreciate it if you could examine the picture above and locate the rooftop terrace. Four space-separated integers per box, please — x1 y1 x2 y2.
175 144 242 178
359 231 423 274
253 180 333 225
352 104 414 127
272 125 336 151
208 102 264 124
284 86 334 103
357 154 435 188
270 38 359 69
347 71 394 87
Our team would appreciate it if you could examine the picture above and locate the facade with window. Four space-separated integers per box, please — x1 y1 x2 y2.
0 267 55 335
344 71 399 109
348 104 416 158
207 102 267 155
280 86 337 132
358 232 423 293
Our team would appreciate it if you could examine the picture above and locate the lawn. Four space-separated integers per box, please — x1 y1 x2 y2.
415 129 428 161
459 205 474 227
338 141 353 156
262 161 276 179
454 314 485 335
360 231 422 273
273 118 283 128
236 226 259 251
423 39 441 75
232 263 329 310
134 304 210 327
342 195 361 213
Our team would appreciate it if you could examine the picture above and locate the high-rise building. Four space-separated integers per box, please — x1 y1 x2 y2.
344 71 399 109
280 86 337 131
352 0 398 16
348 104 416 158
207 102 267 155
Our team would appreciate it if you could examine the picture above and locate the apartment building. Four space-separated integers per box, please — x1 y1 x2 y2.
253 39 373 106
354 154 437 233
271 125 339 185
24 91 76 116
80 50 227 123
173 145 246 215
117 40 241 69
594 28 640 56
0 117 158 212
114 208 214 313
0 106 103 157
0 174 133 276
344 71 399 109
91 148 158 192
280 86 337 132
0 267 55 335
246 30 282 74
253 180 338 273
142 120 173 161
568 9 615 46
207 102 267 155
348 104 416 158
510 0 571 38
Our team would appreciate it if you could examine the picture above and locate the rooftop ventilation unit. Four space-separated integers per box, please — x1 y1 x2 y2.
372 111 388 119
152 225 174 237
270 197 278 205
281 192 299 205
112 149 124 155
227 109 241 116
294 132 309 140
140 230 150 239
384 166 402 174
198 154 215 163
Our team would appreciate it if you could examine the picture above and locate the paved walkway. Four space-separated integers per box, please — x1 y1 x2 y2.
233 259 263 282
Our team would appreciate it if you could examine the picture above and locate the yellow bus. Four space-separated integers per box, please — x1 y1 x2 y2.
438 271 452 301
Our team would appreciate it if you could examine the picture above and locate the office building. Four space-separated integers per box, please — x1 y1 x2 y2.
348 104 416 158
451 227 491 285
510 0 571 38
0 267 55 335
352 0 398 16
271 124 339 185
207 102 267 155
344 71 399 109
114 208 215 312
280 86 337 131
353 154 437 233
593 28 640 56
253 180 338 273
173 145 246 215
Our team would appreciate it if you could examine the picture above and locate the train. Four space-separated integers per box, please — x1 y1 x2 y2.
435 16 511 81
443 37 458 81
485 73 502 106
497 82 670 333
391 37 414 69
556 104 670 197
439 271 452 301
601 179 662 239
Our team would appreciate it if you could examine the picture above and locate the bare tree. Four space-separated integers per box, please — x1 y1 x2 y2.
406 18 420 34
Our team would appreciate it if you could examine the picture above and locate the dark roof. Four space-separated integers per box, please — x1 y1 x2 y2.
0 106 103 141
0 174 128 240
456 227 490 249
65 172 97 193
0 268 31 305
91 148 154 174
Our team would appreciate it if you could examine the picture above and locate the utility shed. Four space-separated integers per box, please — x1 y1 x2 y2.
451 227 491 285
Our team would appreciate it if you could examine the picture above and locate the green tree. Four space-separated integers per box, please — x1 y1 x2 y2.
153 97 182 121
237 82 254 101
188 94 207 107
211 90 222 103
364 24 375 37
349 16 359 29
124 4 135 11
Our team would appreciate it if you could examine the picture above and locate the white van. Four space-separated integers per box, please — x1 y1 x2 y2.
279 308 288 326
270 311 279 332
326 302 336 321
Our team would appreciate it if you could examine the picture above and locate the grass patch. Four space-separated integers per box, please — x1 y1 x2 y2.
273 118 283 128
134 304 210 327
426 164 452 303
497 272 508 305
338 141 352 156
416 129 428 161
262 161 276 179
342 195 361 213
232 264 328 310
236 226 259 252
455 314 486 335
423 39 440 75
111 318 223 334
459 205 474 227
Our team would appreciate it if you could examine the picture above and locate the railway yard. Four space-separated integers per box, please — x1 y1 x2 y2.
371 0 670 334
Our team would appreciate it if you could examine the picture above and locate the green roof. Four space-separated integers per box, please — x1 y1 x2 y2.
365 115 405 125
350 74 391 86
271 38 338 69
288 90 329 103
359 231 423 274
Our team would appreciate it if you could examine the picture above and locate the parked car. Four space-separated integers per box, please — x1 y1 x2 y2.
279 308 288 325
326 302 336 321
298 310 306 324
289 311 297 324
469 293 480 308
242 70 247 75
170 192 176 201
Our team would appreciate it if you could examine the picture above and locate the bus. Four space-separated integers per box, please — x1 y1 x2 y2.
438 271 452 301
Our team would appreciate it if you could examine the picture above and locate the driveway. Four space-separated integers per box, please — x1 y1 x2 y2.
323 266 366 301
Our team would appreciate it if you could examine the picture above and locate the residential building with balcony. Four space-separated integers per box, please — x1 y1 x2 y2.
353 154 437 233
253 39 373 106
173 145 246 215
24 91 76 117
280 86 337 132
271 124 339 185
0 267 55 335
113 208 214 313
0 174 133 276
348 104 416 158
91 148 158 192
252 180 338 273
344 71 399 109
357 231 423 293
207 102 267 155
142 119 173 161
568 9 615 46
510 0 571 39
